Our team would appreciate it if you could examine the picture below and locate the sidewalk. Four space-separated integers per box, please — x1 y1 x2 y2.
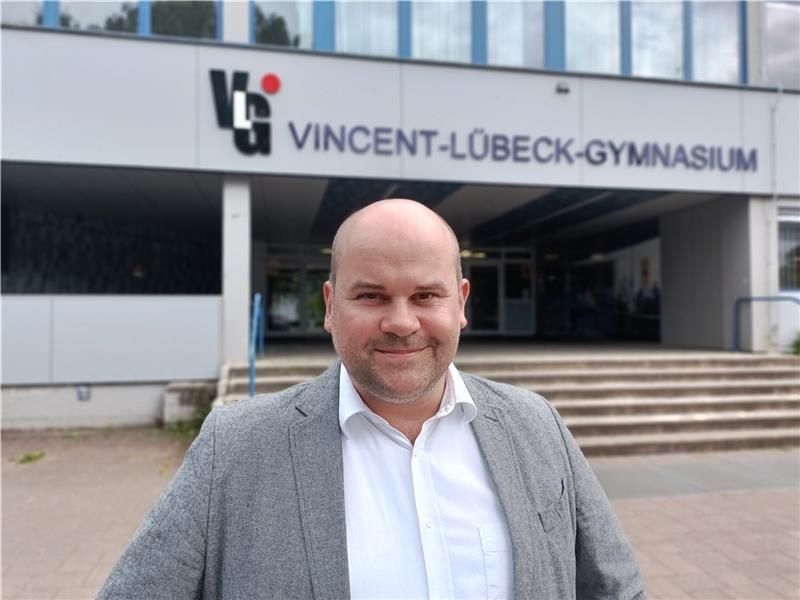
2 428 798 600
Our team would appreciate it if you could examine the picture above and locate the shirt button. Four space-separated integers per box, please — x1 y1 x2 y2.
425 519 433 528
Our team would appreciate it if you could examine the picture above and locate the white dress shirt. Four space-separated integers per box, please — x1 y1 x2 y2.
339 364 513 600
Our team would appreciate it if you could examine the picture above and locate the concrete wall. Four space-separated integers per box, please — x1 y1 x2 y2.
1 383 165 429
661 196 788 351
1 295 222 385
3 28 799 196
661 198 749 349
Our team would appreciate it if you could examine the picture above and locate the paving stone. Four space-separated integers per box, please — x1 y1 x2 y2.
3 429 799 597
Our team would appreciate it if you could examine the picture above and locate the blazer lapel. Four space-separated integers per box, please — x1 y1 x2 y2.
466 377 546 600
289 363 350 600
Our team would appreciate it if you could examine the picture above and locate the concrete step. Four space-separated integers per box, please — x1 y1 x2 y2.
533 380 800 400
454 356 800 372
221 375 800 399
564 409 800 436
461 367 800 385
575 428 800 457
221 375 316 396
225 355 800 379
215 352 800 456
552 394 800 416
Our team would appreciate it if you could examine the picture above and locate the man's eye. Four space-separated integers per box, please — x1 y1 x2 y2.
415 292 435 301
357 293 381 300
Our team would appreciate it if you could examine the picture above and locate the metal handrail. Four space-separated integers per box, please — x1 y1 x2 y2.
732 295 800 352
248 293 264 397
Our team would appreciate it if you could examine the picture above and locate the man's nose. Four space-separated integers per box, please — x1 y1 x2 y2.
380 300 420 337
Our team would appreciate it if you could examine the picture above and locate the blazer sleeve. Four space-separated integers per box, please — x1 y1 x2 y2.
96 409 219 600
548 404 647 600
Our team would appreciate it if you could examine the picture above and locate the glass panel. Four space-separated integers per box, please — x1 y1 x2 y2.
566 0 620 74
487 0 544 68
305 269 328 330
412 1 471 63
267 268 302 331
693 1 739 83
254 1 313 49
60 2 137 32
1 2 41 26
152 1 216 39
632 0 682 79
336 1 397 57
469 265 499 330
766 1 800 90
779 221 800 290
505 302 533 331
505 263 532 300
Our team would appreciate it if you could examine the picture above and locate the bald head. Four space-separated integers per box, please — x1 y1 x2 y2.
329 199 462 287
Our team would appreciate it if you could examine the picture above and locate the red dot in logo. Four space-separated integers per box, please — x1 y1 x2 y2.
261 73 281 95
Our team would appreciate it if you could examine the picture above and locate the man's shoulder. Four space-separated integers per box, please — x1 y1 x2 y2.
210 364 339 438
216 379 314 422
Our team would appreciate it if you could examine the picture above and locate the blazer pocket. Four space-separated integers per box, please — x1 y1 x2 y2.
537 478 567 533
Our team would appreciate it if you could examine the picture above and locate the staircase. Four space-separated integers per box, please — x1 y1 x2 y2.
215 352 800 456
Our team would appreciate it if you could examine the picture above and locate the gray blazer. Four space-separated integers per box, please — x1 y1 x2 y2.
98 363 645 599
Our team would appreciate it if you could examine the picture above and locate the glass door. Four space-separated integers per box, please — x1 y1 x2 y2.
466 263 501 332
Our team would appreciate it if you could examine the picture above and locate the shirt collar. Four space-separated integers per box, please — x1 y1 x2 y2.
338 363 477 439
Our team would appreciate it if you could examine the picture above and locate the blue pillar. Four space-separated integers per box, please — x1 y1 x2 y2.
215 0 223 41
398 0 411 58
682 0 693 80
137 0 151 36
42 0 59 27
471 0 487 65
738 0 748 85
620 0 632 76
544 0 566 71
249 0 255 44
313 0 335 52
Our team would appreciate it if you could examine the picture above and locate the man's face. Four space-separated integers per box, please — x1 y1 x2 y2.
323 219 469 406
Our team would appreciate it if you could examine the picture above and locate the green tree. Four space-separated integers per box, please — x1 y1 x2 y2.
151 1 216 39
104 2 138 32
254 7 298 47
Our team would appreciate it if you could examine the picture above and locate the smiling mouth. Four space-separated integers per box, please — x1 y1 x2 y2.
374 348 426 355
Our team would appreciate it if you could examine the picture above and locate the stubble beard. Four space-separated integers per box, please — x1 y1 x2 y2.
339 334 456 405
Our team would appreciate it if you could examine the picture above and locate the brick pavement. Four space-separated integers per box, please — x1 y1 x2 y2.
2 428 188 600
2 428 799 600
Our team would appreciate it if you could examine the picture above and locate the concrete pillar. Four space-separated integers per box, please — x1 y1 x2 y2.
222 175 251 364
661 196 778 352
746 1 766 86
747 196 780 351
222 0 250 44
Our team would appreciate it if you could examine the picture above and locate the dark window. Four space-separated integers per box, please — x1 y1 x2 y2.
779 221 800 290
152 1 216 39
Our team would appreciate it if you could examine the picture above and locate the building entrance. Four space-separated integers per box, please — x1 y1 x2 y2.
257 246 537 337
451 248 535 336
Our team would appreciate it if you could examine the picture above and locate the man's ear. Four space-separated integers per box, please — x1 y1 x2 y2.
458 278 470 329
323 280 334 333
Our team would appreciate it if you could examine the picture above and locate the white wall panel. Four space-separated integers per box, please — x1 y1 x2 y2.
196 46 404 178
1 296 52 385
3 28 798 196
2 31 198 169
49 296 221 383
581 79 746 192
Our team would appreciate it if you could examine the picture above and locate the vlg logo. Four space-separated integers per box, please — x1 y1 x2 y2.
210 70 281 155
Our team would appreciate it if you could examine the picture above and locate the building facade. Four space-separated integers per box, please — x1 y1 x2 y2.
2 1 799 426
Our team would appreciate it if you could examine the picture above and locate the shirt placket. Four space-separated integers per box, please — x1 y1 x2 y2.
410 419 455 600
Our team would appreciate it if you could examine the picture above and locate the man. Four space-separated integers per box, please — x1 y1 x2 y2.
99 199 645 599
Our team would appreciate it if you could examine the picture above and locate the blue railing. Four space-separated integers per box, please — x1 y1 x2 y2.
731 295 800 352
248 292 265 397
